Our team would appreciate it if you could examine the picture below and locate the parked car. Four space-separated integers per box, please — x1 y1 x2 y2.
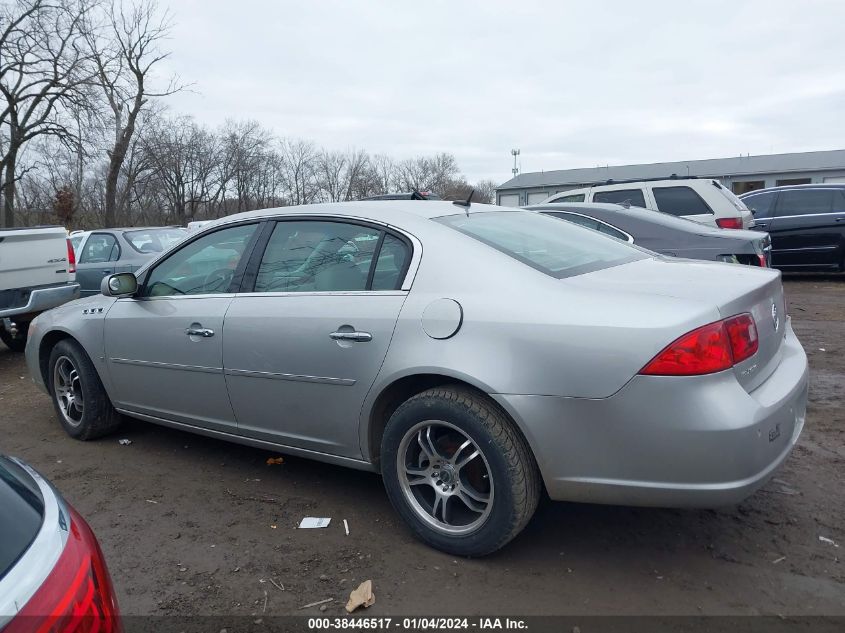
68 230 89 257
0 455 121 631
740 184 845 272
543 177 754 229
74 227 187 296
25 202 807 556
0 226 79 352
527 202 772 266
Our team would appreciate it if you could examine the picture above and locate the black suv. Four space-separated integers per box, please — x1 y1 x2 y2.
740 184 845 271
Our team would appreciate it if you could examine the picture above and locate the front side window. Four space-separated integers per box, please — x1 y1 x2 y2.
143 223 257 297
79 233 119 263
254 221 408 293
438 211 644 279
592 188 646 207
652 186 713 216
777 189 835 216
743 191 776 217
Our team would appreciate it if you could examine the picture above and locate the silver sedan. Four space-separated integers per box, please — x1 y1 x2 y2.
25 201 809 555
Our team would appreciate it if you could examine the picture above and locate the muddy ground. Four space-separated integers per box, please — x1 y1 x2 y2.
1 275 843 617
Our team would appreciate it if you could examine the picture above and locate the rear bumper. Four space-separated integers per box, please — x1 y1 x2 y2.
495 318 808 508
0 283 79 320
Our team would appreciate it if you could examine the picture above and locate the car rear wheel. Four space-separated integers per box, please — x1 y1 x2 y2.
48 339 122 440
381 386 540 556
0 322 27 352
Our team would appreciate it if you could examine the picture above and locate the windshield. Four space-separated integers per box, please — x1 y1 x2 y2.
437 211 645 278
124 228 187 254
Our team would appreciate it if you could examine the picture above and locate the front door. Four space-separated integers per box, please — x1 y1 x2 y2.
76 232 120 296
769 188 845 269
223 219 412 458
103 222 261 432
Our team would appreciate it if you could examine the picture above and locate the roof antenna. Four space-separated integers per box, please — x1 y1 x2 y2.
453 189 474 216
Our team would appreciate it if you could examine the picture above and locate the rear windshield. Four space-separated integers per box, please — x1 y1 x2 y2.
0 457 44 580
437 211 645 278
124 228 187 254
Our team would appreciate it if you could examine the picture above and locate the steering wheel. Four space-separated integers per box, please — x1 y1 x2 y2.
203 268 234 293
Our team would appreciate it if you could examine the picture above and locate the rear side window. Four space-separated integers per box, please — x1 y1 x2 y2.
776 189 835 216
592 189 646 207
652 186 713 216
597 223 630 241
548 212 601 231
743 191 776 217
552 193 586 203
437 211 644 279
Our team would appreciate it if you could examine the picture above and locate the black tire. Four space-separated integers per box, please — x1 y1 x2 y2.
0 323 27 352
381 385 541 556
47 339 122 440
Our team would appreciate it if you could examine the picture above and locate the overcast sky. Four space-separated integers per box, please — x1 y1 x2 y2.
162 0 845 184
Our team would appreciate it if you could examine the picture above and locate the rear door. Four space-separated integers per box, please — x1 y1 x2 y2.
768 188 845 269
223 218 412 458
76 232 120 296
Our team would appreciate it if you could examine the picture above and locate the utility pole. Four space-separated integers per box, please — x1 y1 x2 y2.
511 149 520 177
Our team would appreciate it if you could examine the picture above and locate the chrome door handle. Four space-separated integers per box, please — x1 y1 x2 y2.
330 331 372 342
836 217 844 222
755 222 767 228
185 327 214 338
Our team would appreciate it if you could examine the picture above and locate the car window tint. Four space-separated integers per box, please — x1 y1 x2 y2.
743 191 776 217
777 189 834 216
371 234 410 290
79 233 119 263
652 186 713 216
597 223 629 241
552 193 586 203
144 223 257 297
438 211 644 279
547 212 601 231
254 221 381 293
592 189 646 207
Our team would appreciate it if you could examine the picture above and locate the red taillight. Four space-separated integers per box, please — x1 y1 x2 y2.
640 313 758 376
6 506 122 633
66 238 76 274
757 254 767 267
724 313 758 363
716 217 743 229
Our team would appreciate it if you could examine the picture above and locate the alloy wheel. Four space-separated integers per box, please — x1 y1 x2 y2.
53 355 84 427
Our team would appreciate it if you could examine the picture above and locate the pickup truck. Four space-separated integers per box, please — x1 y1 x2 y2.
0 226 80 351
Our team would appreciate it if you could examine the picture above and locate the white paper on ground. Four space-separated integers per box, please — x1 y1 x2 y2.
299 517 331 529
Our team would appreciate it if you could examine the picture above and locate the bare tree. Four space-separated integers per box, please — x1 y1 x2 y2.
85 0 183 227
0 0 94 227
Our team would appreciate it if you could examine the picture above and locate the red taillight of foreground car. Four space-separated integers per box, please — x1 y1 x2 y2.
640 313 758 376
6 506 122 633
66 238 76 274
716 217 743 229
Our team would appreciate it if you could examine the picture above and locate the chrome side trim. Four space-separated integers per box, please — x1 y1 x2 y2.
753 212 845 222
224 368 355 386
110 357 222 374
113 409 377 472
0 459 69 623
235 290 406 299
772 245 839 253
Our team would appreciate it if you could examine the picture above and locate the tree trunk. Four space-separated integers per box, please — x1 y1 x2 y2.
104 150 123 228
1 152 17 228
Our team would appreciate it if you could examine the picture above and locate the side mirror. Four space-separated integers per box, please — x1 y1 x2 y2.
101 272 138 297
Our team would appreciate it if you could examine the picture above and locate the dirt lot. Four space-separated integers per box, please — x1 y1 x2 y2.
1 276 843 617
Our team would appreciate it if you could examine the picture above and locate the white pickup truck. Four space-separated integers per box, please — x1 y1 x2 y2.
0 226 80 351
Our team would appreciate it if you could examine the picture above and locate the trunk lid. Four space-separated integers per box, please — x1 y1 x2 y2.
566 257 786 391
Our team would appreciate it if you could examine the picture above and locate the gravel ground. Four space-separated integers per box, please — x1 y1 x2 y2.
1 275 843 616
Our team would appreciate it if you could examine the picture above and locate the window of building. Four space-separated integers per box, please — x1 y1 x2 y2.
776 178 811 186
732 181 765 195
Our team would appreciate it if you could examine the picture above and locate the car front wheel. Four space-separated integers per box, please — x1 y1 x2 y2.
381 386 541 556
48 339 122 440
